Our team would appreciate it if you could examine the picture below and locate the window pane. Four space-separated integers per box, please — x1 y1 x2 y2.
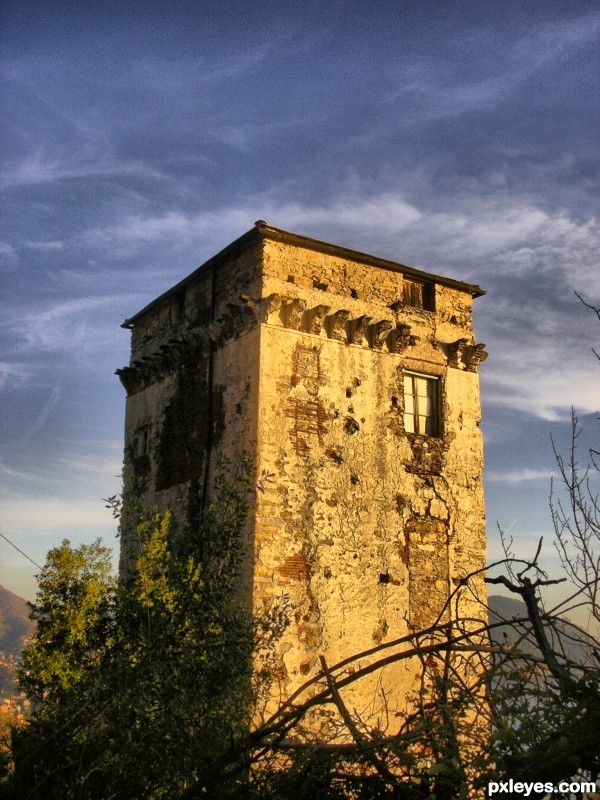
404 373 439 437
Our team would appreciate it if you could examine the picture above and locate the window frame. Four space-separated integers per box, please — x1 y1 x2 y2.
403 371 441 437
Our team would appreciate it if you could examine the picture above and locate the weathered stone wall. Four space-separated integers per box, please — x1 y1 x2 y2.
248 239 486 722
118 241 264 572
118 225 487 729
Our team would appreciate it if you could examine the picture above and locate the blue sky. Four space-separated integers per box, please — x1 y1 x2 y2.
1 0 599 602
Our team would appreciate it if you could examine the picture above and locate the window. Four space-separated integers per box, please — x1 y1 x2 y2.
404 373 439 436
402 278 434 310
134 425 151 457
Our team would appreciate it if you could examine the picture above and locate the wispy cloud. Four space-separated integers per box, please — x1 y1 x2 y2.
486 468 556 484
28 385 61 437
54 451 123 481
23 240 64 251
130 44 272 90
3 495 117 533
0 361 32 391
3 296 123 354
1 150 167 188
77 207 255 258
385 10 600 123
0 461 58 484
0 242 18 266
1 445 122 499
509 10 600 72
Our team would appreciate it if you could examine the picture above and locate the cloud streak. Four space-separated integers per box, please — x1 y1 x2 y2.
486 468 556 484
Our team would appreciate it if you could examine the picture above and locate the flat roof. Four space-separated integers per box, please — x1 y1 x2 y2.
122 220 485 327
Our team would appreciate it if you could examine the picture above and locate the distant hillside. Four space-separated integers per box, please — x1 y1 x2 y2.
488 593 589 665
0 585 34 698
488 593 528 623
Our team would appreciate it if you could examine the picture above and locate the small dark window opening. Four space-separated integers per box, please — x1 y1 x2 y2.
134 425 151 458
346 388 352 398
402 278 434 311
379 572 390 584
172 292 185 322
350 288 359 299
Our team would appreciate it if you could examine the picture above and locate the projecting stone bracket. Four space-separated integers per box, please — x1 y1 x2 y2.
240 293 286 325
116 325 210 395
463 343 488 372
303 304 331 335
217 302 255 340
389 323 419 353
118 297 483 397
371 319 393 349
283 298 307 330
238 297 425 355
325 309 351 340
448 339 488 371
116 366 138 395
347 315 372 346
205 322 222 343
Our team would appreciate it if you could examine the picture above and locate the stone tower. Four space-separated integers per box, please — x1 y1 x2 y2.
117 220 487 723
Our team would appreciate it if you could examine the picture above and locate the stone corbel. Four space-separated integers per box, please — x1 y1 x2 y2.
164 336 188 356
390 323 418 353
186 326 209 345
205 321 222 343
303 304 331 335
222 302 250 338
116 366 139 395
159 343 176 358
283 298 307 330
263 293 289 324
240 293 286 326
325 309 351 340
370 319 393 349
130 358 154 384
449 338 469 369
348 315 372 346
240 294 264 324
463 343 488 372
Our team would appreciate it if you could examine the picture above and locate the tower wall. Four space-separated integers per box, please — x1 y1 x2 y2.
118 223 487 727
251 239 486 719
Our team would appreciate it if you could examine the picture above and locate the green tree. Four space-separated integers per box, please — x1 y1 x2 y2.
18 539 115 706
8 460 255 800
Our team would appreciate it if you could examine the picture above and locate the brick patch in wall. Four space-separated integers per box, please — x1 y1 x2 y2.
280 554 311 580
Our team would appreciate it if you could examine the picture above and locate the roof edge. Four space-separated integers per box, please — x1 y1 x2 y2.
122 220 485 327
255 220 485 298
